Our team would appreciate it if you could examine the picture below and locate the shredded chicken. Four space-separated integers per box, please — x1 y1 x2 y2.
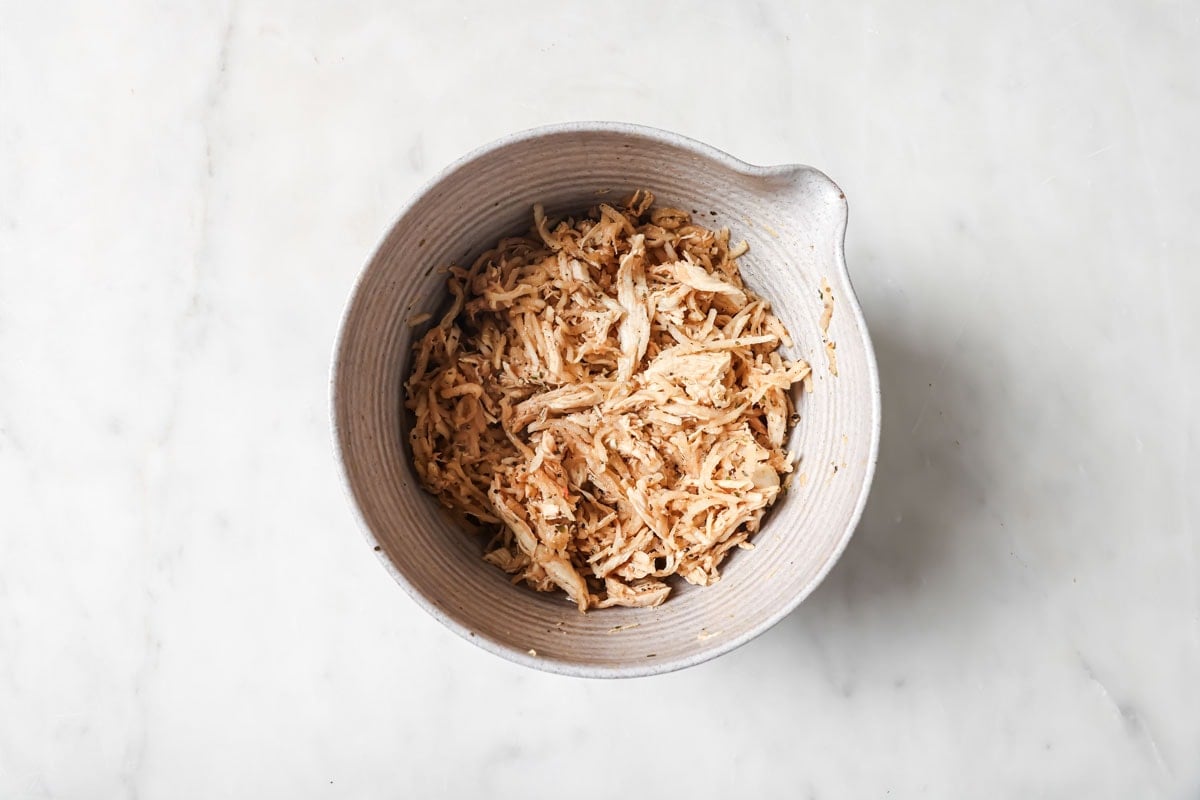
819 277 837 376
819 277 835 334
405 191 811 611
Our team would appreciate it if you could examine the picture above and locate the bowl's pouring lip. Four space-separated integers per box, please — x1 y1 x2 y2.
329 121 882 678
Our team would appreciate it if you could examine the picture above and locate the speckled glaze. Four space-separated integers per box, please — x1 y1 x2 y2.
332 122 880 677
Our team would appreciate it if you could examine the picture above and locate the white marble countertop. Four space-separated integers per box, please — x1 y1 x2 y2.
2 1 1198 797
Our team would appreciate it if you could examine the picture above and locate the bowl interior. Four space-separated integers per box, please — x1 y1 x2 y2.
333 125 878 676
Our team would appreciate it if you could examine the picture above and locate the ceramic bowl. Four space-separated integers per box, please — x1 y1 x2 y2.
332 122 880 677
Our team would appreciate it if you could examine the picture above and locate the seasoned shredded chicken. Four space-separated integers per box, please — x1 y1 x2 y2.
405 191 811 611
819 277 837 376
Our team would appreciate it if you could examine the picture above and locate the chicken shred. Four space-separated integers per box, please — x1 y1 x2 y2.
819 277 837 376
406 191 811 611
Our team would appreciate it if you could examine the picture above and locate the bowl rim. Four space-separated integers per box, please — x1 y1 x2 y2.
331 121 882 678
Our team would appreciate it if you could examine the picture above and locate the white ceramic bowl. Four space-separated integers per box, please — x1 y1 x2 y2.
333 122 880 677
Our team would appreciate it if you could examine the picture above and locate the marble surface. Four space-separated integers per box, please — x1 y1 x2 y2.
1 1 1198 797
